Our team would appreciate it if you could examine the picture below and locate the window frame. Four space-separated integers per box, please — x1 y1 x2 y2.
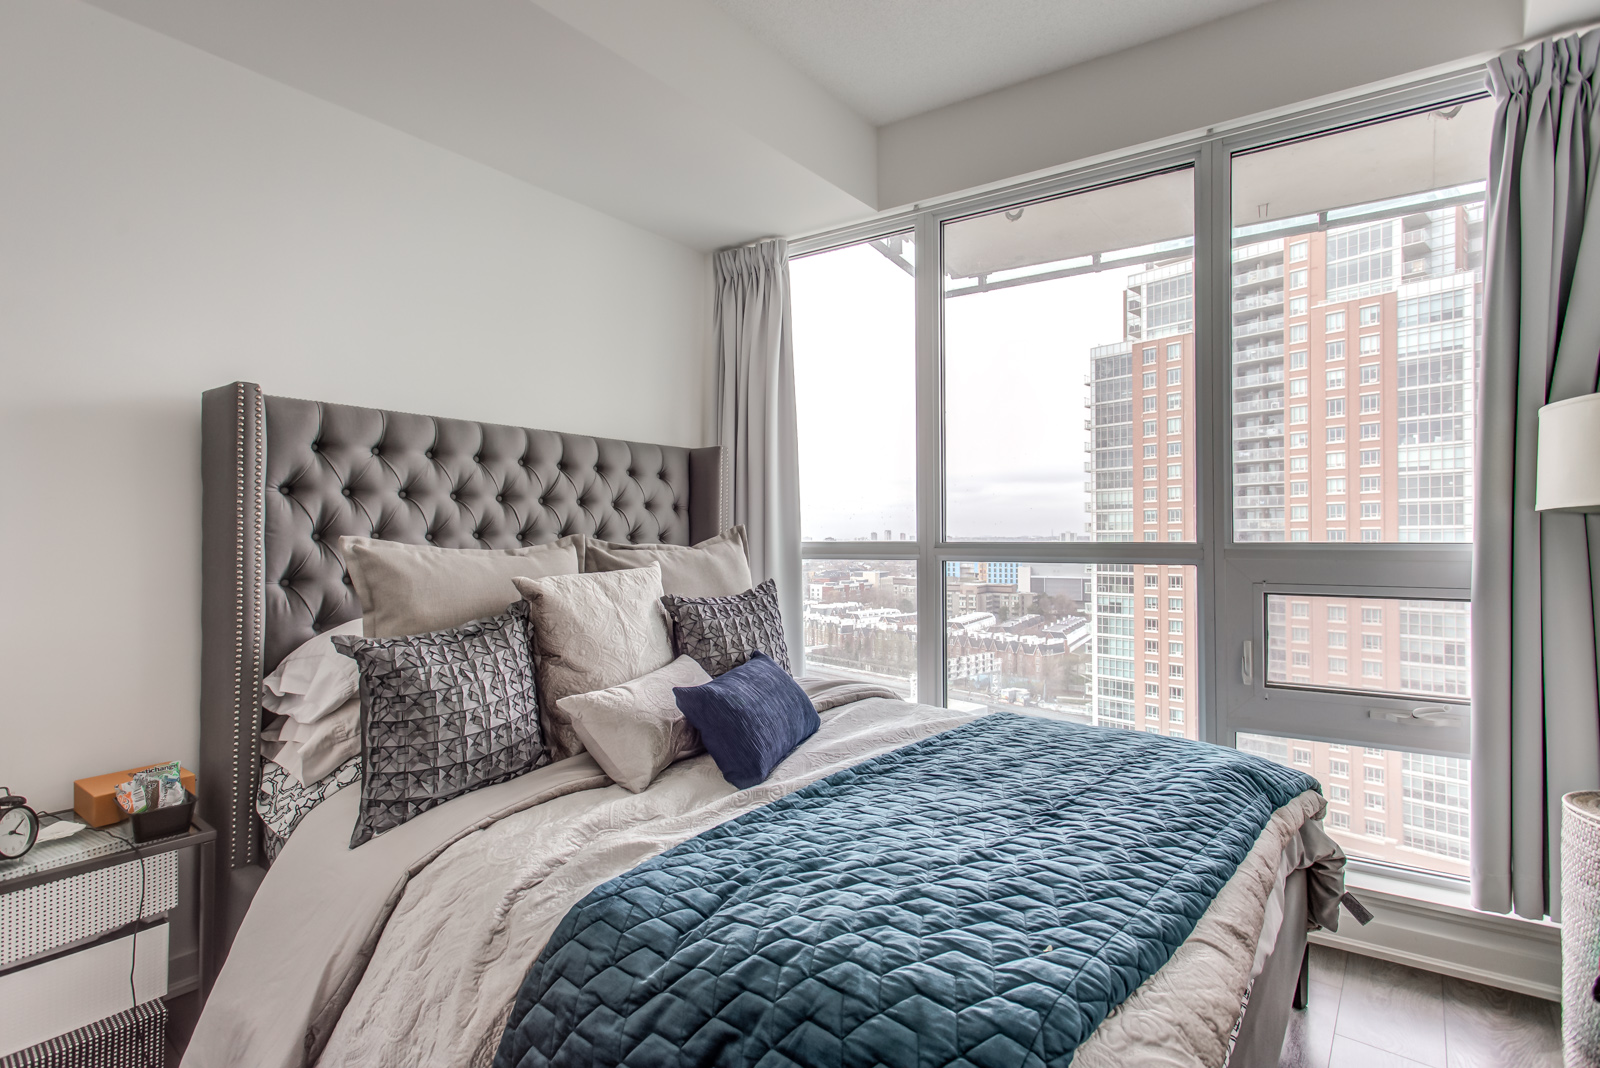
790 68 1484 793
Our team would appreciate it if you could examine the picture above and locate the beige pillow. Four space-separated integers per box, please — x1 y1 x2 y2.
513 564 675 761
341 536 581 638
584 526 752 597
557 655 711 792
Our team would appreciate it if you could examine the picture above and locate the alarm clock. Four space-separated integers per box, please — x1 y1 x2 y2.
0 788 39 860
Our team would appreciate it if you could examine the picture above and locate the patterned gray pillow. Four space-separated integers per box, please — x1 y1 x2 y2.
660 578 790 678
333 602 548 847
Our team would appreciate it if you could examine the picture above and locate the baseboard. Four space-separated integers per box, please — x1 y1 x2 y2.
1312 875 1561 1001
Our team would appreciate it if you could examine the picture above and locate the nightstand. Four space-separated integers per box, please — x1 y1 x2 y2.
0 814 215 1066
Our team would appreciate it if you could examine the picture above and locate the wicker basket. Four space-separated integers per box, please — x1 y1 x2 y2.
1563 791 1600 1066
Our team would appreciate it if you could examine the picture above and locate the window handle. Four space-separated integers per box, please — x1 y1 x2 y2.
1241 640 1253 686
1368 705 1463 727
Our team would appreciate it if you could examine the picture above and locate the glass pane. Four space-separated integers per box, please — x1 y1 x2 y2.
944 562 1092 719
942 561 1198 741
792 236 916 542
1239 734 1469 878
943 169 1196 542
802 558 917 700
1265 594 1470 701
1229 101 1493 543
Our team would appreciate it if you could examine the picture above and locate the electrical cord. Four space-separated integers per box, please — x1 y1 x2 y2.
110 823 159 1067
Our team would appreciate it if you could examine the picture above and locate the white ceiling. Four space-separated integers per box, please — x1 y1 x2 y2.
707 0 1283 125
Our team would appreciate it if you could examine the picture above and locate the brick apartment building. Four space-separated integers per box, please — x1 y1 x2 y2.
1086 196 1480 875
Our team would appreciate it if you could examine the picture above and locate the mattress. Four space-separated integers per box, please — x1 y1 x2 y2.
185 695 1339 1068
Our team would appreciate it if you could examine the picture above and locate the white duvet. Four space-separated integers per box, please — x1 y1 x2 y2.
185 698 1330 1068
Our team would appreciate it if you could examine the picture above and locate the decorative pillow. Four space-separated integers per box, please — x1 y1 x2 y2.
257 756 362 856
584 526 753 597
513 565 675 762
333 602 547 847
557 655 712 793
340 535 581 638
261 619 363 723
263 696 361 785
672 652 819 789
660 578 790 678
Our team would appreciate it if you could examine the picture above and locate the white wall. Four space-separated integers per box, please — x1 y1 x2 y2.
877 0 1525 209
0 0 712 812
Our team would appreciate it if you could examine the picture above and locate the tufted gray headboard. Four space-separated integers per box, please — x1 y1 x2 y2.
199 382 725 973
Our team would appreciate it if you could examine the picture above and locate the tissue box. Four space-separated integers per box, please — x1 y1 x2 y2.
72 764 198 828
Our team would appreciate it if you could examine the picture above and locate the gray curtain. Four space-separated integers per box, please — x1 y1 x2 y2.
713 238 803 670
1475 31 1600 920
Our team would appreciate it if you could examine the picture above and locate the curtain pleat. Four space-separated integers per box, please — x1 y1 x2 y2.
713 239 804 671
1475 32 1600 920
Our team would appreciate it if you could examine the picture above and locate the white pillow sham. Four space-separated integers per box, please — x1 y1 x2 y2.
263 696 362 785
558 655 711 792
261 619 363 724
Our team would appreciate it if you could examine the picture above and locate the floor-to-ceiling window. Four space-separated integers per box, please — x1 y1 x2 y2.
791 73 1489 886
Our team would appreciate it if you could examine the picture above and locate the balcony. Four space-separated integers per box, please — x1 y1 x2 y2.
1235 370 1285 390
1232 291 1285 313
1235 517 1288 531
1234 265 1286 286
1235 494 1286 508
1234 470 1286 486
1234 343 1285 365
1234 424 1285 440
1235 316 1285 338
1234 397 1285 414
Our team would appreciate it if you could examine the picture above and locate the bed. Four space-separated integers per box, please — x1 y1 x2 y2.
189 383 1343 1068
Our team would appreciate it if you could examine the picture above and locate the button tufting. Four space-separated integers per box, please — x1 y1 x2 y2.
310 442 320 452
280 484 292 495
341 487 352 497
425 532 435 542
473 454 482 463
279 578 289 587
425 450 434 459
371 531 380 538
519 531 529 540
398 489 408 499
343 574 352 584
473 530 483 539
450 492 459 501
371 446 381 456
495 494 504 503
311 533 320 542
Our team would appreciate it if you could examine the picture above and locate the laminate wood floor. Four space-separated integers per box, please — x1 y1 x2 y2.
1279 946 1562 1068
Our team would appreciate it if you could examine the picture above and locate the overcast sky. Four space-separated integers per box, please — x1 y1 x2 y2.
793 241 1137 542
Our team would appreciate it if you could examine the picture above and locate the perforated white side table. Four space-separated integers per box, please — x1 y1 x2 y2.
0 812 215 1053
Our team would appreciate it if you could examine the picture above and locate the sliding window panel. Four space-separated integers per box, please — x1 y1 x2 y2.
942 169 1197 544
792 235 917 543
1228 101 1492 545
802 558 917 700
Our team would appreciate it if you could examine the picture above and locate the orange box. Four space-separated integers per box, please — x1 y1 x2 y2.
73 764 198 828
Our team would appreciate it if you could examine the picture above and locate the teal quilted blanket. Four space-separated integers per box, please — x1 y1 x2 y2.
494 712 1318 1068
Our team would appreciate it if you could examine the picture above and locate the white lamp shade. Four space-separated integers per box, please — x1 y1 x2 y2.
1536 392 1600 512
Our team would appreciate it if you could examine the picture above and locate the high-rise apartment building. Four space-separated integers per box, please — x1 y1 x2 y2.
1085 194 1480 874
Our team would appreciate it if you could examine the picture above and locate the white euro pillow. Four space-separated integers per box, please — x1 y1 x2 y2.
261 619 363 724
557 656 712 792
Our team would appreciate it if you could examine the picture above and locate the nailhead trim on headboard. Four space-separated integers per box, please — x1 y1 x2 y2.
200 382 722 969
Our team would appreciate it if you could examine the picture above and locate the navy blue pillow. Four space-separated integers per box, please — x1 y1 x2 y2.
673 652 819 789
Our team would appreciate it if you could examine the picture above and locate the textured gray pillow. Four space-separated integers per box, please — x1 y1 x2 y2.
661 578 790 678
513 565 675 762
557 655 712 793
340 535 581 638
333 602 548 847
583 526 752 597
